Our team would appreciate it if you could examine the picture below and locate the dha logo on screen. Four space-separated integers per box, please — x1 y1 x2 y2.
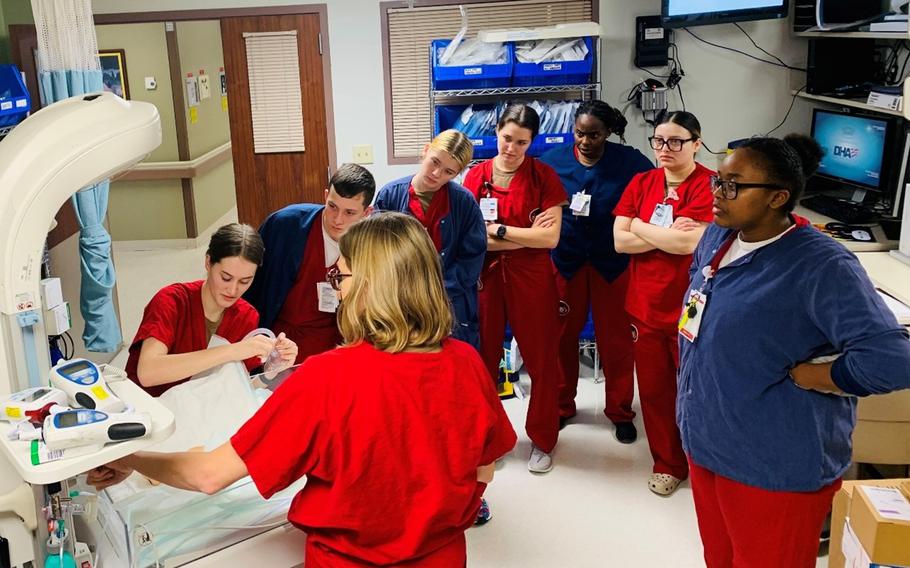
833 145 860 159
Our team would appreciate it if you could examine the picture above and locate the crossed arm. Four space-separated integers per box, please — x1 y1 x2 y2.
614 215 707 255
486 204 565 251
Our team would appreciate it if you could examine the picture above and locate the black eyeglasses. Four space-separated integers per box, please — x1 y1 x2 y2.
709 175 784 200
326 267 352 291
649 137 696 152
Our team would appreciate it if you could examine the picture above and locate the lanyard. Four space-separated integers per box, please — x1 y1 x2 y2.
699 223 800 289
698 232 738 292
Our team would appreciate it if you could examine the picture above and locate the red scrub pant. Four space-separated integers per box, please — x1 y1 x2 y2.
478 252 560 454
555 264 635 424
689 459 840 568
630 317 688 479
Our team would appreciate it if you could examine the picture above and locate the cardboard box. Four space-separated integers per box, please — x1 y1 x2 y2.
842 519 910 568
849 483 910 566
831 480 910 568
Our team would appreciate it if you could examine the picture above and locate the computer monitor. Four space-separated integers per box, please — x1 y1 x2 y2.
810 108 893 196
661 0 788 29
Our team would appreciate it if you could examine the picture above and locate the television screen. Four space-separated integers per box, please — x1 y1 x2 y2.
662 0 788 28
812 110 889 191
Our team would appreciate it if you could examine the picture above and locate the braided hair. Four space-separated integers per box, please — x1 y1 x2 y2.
575 100 628 143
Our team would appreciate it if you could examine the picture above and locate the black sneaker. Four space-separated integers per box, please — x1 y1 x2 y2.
614 421 637 444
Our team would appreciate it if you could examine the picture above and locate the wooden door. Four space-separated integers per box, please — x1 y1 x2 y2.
221 14 330 228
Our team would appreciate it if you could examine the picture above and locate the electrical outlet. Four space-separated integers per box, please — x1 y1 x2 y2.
144 77 157 90
352 144 374 164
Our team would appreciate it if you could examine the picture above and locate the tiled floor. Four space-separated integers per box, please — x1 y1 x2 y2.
111 239 830 568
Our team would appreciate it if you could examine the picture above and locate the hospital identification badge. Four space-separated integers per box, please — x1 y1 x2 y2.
649 203 674 228
678 289 707 343
480 197 498 221
317 282 339 313
570 191 591 217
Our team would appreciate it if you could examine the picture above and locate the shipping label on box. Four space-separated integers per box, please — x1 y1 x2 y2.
864 487 910 521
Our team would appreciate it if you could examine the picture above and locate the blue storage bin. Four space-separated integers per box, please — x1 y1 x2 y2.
0 64 31 130
435 104 498 159
530 132 573 156
431 39 513 91
512 37 594 87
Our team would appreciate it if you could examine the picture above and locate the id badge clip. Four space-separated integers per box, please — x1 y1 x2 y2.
317 282 339 313
678 289 707 343
649 203 674 228
570 190 591 217
480 197 498 222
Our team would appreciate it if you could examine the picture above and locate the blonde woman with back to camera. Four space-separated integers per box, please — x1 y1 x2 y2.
89 213 516 567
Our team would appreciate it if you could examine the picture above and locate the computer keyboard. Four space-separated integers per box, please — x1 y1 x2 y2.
800 195 878 224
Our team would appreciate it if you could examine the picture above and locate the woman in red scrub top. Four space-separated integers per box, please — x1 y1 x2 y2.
90 213 517 568
126 223 298 397
463 103 567 474
612 111 714 496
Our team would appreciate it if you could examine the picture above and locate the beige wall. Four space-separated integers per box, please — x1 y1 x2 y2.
177 20 231 158
96 22 187 240
176 19 236 232
108 180 187 240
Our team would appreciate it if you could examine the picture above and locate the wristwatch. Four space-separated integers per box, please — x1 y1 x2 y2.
495 224 507 239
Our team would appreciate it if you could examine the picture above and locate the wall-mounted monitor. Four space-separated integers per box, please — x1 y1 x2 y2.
661 0 789 29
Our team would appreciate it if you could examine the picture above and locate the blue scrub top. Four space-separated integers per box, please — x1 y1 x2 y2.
540 142 652 282
679 221 910 492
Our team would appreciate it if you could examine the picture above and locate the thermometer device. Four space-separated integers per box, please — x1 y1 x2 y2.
42 409 151 451
49 358 125 413
1 387 68 422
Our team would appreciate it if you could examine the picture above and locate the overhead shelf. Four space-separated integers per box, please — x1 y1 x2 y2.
432 83 600 99
794 31 909 39
792 91 904 118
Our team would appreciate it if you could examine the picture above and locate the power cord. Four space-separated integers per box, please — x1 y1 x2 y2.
684 26 807 72
732 23 802 70
628 38 687 122
765 85 805 136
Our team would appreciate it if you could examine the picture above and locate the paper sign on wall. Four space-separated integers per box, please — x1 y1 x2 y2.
185 73 200 107
198 68 211 100
190 107 198 124
219 67 228 112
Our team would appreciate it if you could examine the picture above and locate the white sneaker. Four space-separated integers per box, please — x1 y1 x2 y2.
528 446 553 473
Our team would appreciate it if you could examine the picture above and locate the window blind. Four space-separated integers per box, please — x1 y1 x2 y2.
244 31 306 153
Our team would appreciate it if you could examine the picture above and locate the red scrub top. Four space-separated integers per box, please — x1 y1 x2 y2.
126 280 260 397
408 183 450 253
613 162 714 328
231 339 517 568
273 212 342 364
463 157 567 259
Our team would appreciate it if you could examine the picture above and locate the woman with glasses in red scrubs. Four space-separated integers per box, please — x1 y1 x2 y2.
613 111 714 496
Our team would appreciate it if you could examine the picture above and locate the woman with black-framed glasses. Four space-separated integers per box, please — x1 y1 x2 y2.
612 111 715 496
678 134 910 567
